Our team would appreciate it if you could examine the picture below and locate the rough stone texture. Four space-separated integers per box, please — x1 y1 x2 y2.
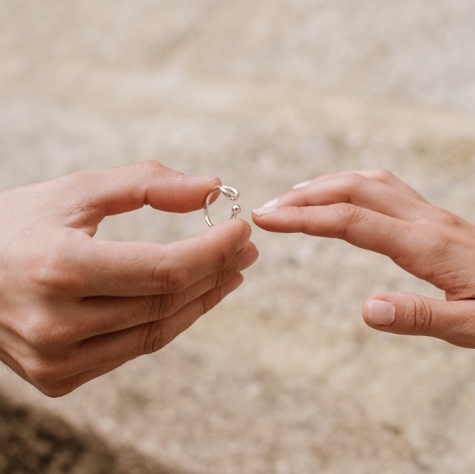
0 392 186 474
1 1 475 473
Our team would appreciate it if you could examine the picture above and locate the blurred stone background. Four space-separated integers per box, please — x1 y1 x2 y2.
1 1 475 473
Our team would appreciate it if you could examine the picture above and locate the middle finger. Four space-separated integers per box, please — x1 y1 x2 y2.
293 169 428 201
277 173 432 222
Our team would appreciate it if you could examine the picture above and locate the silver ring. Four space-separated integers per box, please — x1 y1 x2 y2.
204 185 241 227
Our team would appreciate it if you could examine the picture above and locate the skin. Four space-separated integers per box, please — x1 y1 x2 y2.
253 168 475 349
0 161 258 397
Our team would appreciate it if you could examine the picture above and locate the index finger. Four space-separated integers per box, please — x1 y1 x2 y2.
253 204 422 260
48 219 252 297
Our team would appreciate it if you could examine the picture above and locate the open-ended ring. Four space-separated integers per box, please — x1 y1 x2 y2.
204 185 241 227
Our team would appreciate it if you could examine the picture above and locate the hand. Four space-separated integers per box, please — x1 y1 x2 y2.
253 168 475 348
0 161 258 396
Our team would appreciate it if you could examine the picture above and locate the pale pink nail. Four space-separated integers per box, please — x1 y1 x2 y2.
262 197 280 207
293 180 312 189
252 207 277 217
368 301 395 326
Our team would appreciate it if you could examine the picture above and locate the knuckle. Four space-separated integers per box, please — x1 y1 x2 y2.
151 248 190 293
28 249 80 294
410 296 434 334
137 161 189 188
23 355 58 387
139 320 175 355
138 160 165 175
335 202 363 222
158 265 190 293
345 172 369 188
432 206 463 226
38 380 76 398
212 269 229 289
409 225 450 278
149 293 186 321
21 314 53 348
21 348 79 392
415 223 443 248
332 203 365 239
132 296 158 325
199 290 221 315
372 168 394 183
416 205 463 229
216 244 232 271
21 312 73 348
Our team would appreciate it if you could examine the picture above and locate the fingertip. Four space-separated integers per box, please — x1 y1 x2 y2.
204 218 252 251
363 292 442 338
188 175 222 194
143 164 222 212
87 162 225 215
362 293 400 330
252 207 284 233
189 175 220 183
251 206 300 233
209 215 251 232
252 207 278 218
170 173 222 210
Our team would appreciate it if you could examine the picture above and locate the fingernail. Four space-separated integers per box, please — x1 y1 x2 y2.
368 301 395 326
252 207 277 217
190 175 217 182
293 180 312 189
238 248 259 272
263 197 280 207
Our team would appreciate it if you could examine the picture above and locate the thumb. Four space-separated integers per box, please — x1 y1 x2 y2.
363 292 475 348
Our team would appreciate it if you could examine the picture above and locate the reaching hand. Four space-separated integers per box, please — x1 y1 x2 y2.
253 169 475 348
0 161 258 396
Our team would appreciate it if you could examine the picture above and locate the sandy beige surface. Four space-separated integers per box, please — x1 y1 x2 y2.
1 1 475 473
